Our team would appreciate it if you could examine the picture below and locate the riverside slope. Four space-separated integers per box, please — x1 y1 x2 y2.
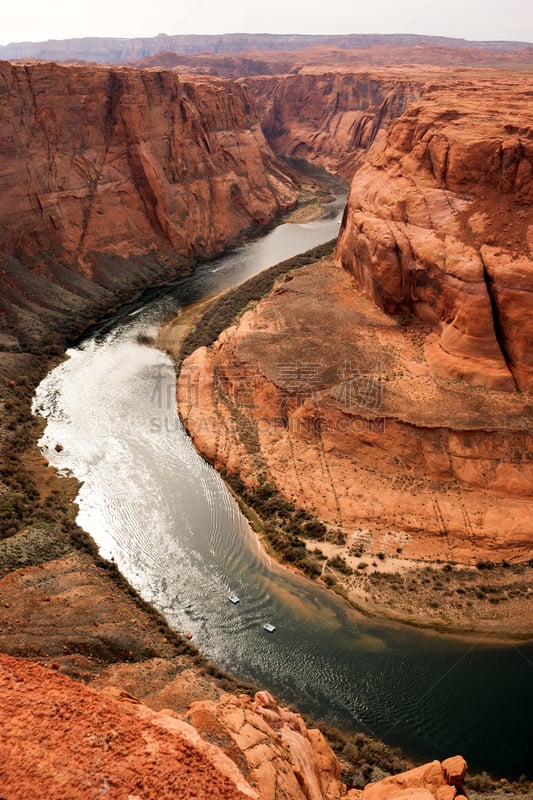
0 60 297 357
178 69 533 634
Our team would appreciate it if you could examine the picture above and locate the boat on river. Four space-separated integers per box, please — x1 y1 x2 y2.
263 622 276 633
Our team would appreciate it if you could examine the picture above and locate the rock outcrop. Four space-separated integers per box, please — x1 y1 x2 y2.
0 60 297 354
347 757 467 799
0 652 467 800
336 73 533 392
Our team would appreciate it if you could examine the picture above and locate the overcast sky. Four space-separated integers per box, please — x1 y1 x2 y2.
2 0 532 46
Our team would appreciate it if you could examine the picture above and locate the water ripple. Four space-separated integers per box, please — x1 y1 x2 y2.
32 190 533 778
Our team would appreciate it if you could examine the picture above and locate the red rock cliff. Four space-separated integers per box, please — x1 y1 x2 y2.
246 68 427 181
0 60 297 352
336 73 533 392
0 653 468 800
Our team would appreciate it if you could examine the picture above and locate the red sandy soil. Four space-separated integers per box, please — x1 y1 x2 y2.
0 653 251 800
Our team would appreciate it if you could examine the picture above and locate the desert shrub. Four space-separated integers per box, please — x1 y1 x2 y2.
330 528 346 545
297 557 322 578
467 771 494 792
303 519 327 539
329 555 353 575
476 559 494 570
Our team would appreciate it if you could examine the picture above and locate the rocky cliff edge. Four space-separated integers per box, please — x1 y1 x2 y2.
0 653 467 800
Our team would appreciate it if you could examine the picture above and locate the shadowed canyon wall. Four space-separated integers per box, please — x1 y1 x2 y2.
0 60 297 355
246 68 426 181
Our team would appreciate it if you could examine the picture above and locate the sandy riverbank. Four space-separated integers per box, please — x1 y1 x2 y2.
157 294 223 361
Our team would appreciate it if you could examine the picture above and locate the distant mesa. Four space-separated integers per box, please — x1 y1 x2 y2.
1 31 532 63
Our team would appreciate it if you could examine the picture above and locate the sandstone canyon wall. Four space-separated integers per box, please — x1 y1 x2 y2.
0 60 297 356
246 68 427 181
178 69 533 579
336 73 533 393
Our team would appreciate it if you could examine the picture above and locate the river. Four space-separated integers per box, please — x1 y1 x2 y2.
33 186 533 779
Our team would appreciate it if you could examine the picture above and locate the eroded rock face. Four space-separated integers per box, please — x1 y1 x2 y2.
0 60 297 351
247 68 426 181
0 653 467 800
0 62 296 262
187 689 343 800
336 75 533 392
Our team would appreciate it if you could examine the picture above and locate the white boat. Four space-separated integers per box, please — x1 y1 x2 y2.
229 594 240 604
263 622 276 633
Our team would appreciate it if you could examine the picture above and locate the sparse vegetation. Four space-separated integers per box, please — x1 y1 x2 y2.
223 471 327 578
178 240 337 367
314 721 413 789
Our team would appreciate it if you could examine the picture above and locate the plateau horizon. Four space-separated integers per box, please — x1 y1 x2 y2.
3 0 532 47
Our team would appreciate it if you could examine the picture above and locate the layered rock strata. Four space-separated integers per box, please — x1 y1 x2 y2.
336 74 533 393
0 60 297 353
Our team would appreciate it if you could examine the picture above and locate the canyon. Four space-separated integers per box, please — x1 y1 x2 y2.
0 44 532 797
177 67 533 632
